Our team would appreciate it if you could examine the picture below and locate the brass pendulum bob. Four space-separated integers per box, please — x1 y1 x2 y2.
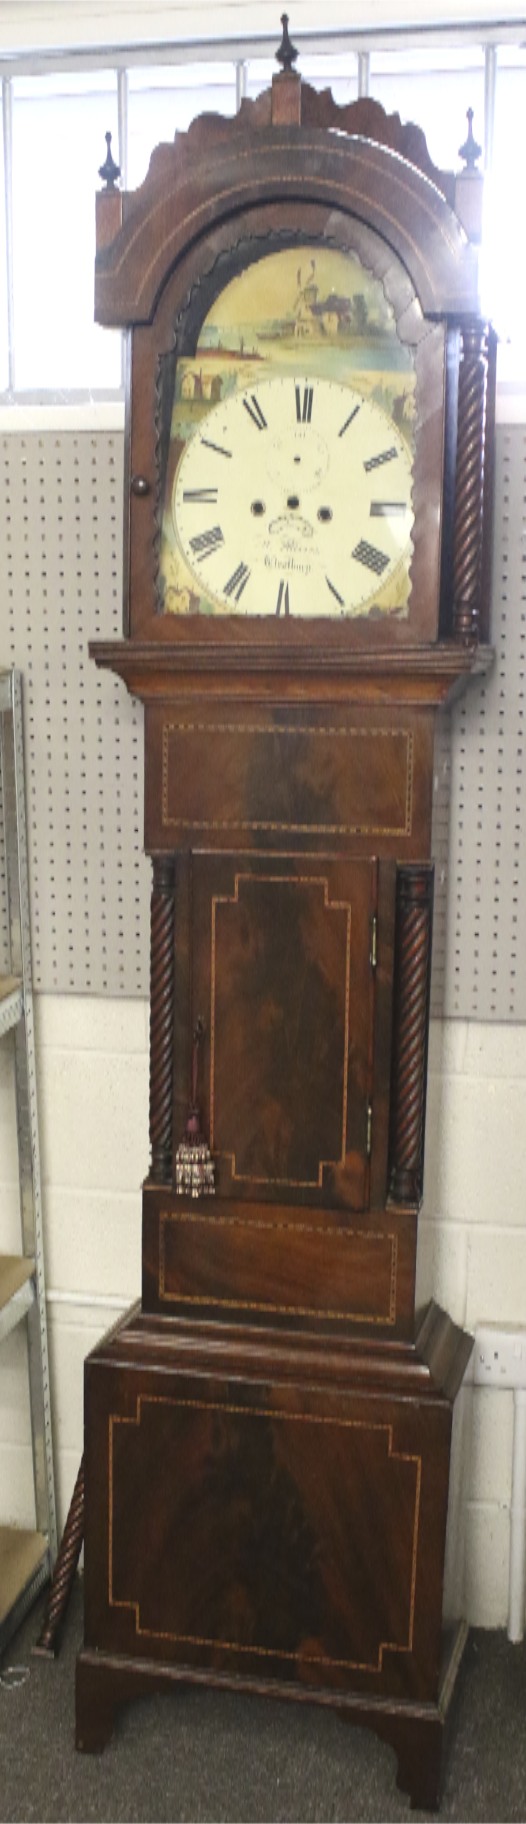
175 1017 215 1197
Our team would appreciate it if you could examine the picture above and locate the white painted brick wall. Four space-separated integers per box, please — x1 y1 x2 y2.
0 996 146 1531
417 1020 526 1625
1 998 525 1626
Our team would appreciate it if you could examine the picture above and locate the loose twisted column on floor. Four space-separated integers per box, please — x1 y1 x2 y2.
149 856 176 1183
388 865 434 1206
33 1456 84 1658
453 322 489 643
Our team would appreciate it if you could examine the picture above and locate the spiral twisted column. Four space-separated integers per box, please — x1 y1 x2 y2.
388 865 434 1206
34 1457 84 1657
453 322 489 642
149 856 176 1183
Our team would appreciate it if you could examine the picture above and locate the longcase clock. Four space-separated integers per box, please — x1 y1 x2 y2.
75 25 494 1808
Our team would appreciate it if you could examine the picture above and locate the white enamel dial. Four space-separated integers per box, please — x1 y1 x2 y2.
172 373 413 617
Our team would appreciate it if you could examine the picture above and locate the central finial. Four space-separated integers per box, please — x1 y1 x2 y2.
276 13 299 74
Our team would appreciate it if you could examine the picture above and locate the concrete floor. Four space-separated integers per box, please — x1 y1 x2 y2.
1 1582 525 1822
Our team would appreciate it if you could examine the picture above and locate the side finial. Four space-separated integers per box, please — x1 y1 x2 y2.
458 108 482 171
276 14 299 74
98 131 121 191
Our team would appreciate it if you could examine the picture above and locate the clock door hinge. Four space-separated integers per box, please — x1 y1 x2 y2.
370 914 377 971
366 1100 373 1159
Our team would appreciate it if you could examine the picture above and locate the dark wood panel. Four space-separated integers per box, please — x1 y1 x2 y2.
161 721 413 841
188 852 376 1208
82 1308 456 1706
141 1190 417 1332
109 1398 419 1674
145 703 435 859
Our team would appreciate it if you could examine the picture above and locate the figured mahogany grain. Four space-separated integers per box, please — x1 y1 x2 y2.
80 62 490 1808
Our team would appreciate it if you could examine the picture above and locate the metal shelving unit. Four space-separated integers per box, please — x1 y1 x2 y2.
0 667 57 1655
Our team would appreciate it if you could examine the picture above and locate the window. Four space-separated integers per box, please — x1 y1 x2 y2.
0 103 8 393
126 64 236 191
369 46 486 170
10 73 120 391
1 33 525 399
481 47 526 383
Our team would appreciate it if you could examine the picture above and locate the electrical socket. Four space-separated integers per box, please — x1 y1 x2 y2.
473 1325 526 1391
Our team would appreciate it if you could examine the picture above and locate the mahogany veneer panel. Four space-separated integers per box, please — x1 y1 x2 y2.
142 1191 417 1333
76 68 489 1803
183 851 376 1208
83 1308 457 1706
144 702 435 859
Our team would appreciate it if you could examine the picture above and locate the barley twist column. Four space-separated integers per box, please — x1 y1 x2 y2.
388 865 434 1206
149 855 176 1183
453 322 488 642
33 1457 85 1657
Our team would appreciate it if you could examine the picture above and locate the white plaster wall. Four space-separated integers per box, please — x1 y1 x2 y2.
1 998 525 1625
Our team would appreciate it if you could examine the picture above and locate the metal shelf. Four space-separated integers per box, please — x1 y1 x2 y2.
0 974 23 1036
0 1256 36 1343
0 668 57 1656
0 1526 50 1654
0 669 15 714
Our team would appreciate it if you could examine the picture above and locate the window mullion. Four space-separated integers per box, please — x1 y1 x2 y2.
484 42 497 174
357 52 370 99
235 60 247 112
117 65 128 393
117 65 128 188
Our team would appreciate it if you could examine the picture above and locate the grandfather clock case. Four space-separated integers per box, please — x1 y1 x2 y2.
76 35 493 1809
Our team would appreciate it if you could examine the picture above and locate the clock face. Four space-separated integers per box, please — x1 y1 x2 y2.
172 372 413 618
158 243 416 620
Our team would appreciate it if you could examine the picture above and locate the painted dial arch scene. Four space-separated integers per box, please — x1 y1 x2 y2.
159 244 416 620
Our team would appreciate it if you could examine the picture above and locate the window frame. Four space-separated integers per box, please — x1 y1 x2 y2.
0 24 524 407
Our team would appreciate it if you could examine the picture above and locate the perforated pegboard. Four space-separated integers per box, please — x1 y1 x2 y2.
430 705 451 1019
0 430 149 994
443 424 526 1020
0 422 525 1015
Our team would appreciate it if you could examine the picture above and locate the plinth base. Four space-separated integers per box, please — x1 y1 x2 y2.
76 1621 468 1810
77 1301 472 1809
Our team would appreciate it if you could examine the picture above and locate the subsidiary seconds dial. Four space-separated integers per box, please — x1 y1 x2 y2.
172 374 414 618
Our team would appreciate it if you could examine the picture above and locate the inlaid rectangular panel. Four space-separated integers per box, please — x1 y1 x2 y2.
160 716 414 842
108 1395 420 1681
159 1207 397 1323
188 851 377 1208
141 1189 417 1332
83 1337 452 1703
145 701 433 858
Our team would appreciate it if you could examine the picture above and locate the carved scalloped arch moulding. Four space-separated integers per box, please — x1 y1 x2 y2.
95 92 479 326
148 88 456 207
